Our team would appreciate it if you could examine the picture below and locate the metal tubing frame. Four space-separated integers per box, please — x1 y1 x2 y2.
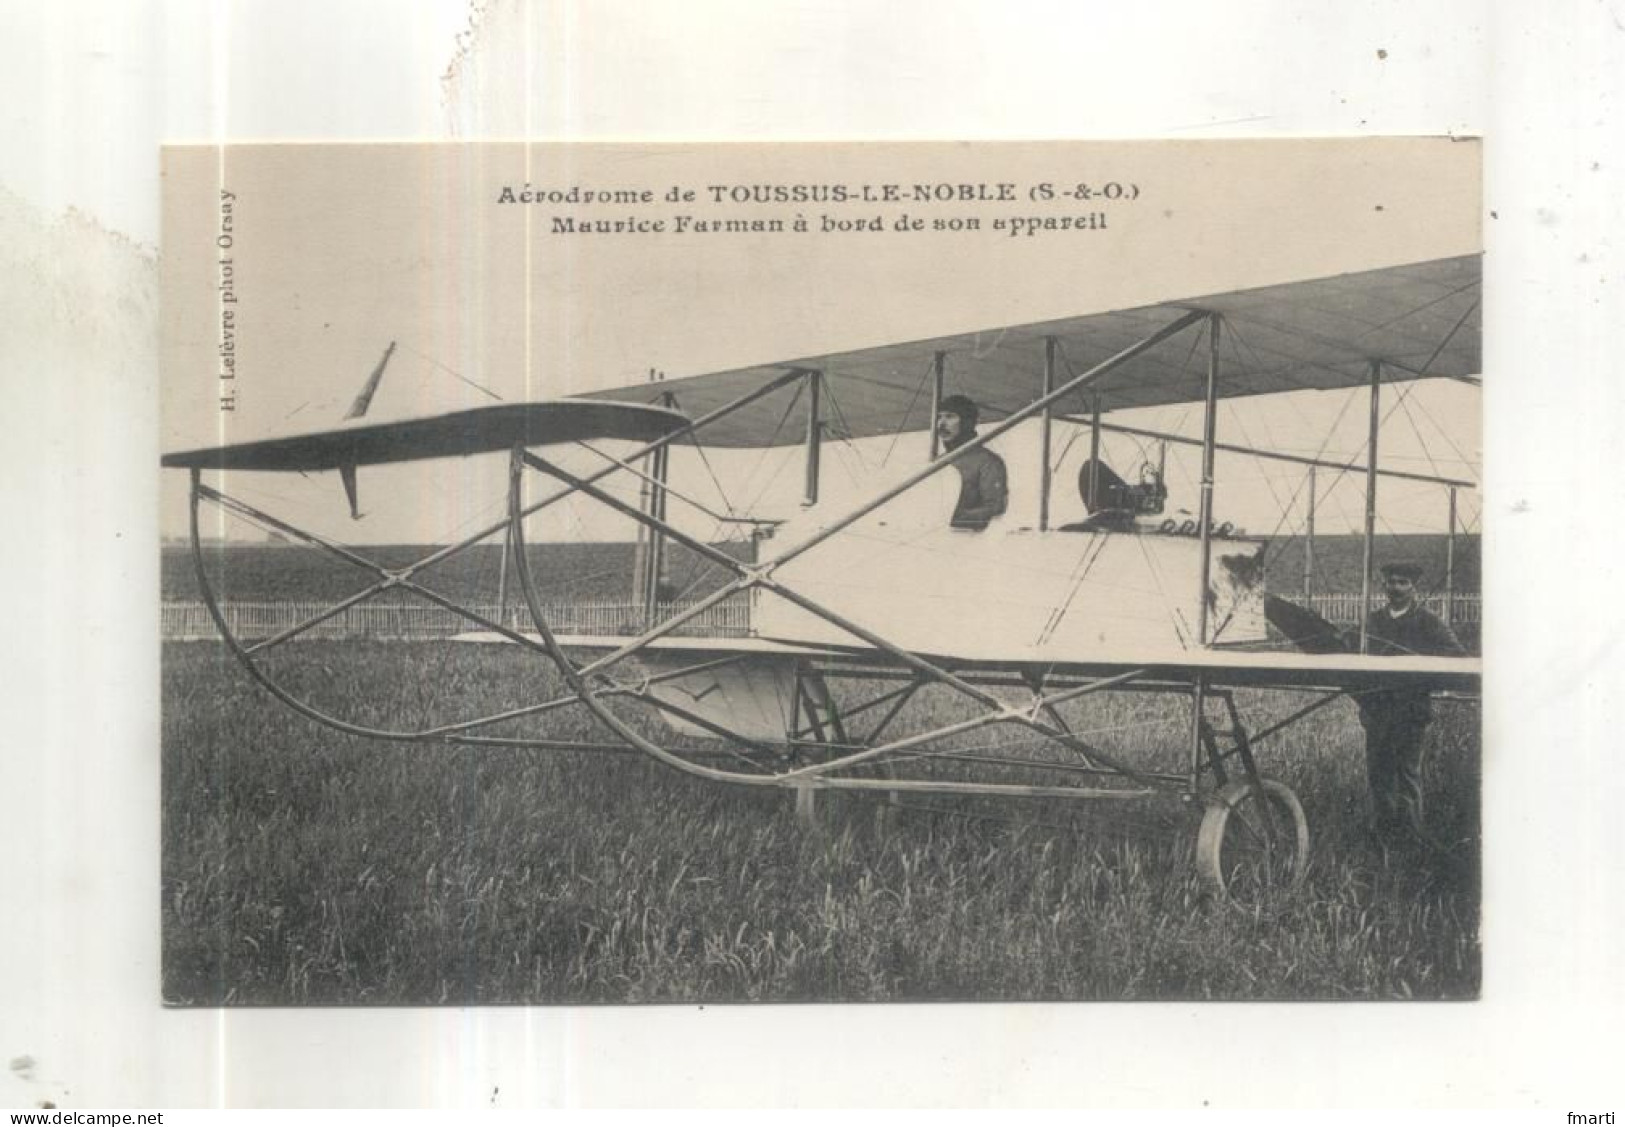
200 481 396 578
193 446 1348 803
198 365 807 655
179 369 815 745
1039 337 1056 531
792 669 833 748
802 670 851 745
928 351 945 461
195 482 554 663
186 470 633 749
1242 690 1344 748
508 447 803 788
1195 313 1221 647
630 692 787 767
524 308 1207 693
242 578 402 655
1359 360 1381 654
798 776 1156 801
516 327 1438 800
508 447 1169 800
860 681 924 744
763 308 1207 573
1303 465 1316 603
782 709 1021 782
499 307 1243 799
891 746 1187 785
418 653 748 739
633 466 653 611
388 365 810 589
573 583 753 681
789 665 1157 784
1445 486 1458 627
198 452 1343 779
1028 666 1149 710
784 673 921 747
495 518 512 630
640 438 671 624
804 661 1194 693
573 436 757 528
530 451 750 576
800 678 915 731
512 465 1177 795
1037 701 1100 772
1187 675 1210 788
1087 395 1103 511
1221 693 1267 791
1186 314 1222 790
757 579 1004 710
802 368 822 506
188 305 1349 806
1066 418 1475 490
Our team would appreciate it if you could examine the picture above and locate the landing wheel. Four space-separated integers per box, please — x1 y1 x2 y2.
1196 778 1309 909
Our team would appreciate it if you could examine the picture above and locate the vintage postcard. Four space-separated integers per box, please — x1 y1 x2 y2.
160 139 1481 1005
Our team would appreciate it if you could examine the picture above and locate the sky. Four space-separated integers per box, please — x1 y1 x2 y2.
0 4 1486 550
154 137 1482 547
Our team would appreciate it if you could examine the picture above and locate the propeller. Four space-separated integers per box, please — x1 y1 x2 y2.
337 341 395 519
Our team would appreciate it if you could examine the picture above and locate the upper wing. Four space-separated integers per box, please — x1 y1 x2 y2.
581 255 1482 448
161 401 687 472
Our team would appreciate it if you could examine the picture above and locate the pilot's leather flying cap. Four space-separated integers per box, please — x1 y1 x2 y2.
938 394 980 429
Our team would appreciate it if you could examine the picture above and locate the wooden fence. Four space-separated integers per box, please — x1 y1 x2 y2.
160 598 752 642
161 591 1479 643
1305 592 1480 626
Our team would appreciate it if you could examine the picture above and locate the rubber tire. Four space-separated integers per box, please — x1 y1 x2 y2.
1196 778 1310 909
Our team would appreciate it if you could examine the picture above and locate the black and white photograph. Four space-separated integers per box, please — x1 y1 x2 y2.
159 139 1483 1005
8 0 1625 1111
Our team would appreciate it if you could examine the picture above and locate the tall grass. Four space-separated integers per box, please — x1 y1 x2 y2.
162 642 1480 1004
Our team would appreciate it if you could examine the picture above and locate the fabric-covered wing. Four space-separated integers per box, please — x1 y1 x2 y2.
581 255 1481 448
162 401 688 472
459 630 1480 694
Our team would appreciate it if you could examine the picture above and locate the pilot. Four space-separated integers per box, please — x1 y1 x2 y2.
1355 560 1466 848
936 395 1008 530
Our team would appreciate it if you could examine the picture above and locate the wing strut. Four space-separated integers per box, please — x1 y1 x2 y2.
1359 360 1382 652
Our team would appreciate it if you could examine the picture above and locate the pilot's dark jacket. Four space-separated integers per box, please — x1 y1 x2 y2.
1357 603 1466 839
946 444 1008 530
1364 602 1466 662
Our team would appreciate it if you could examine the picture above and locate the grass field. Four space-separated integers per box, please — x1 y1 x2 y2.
162 535 1479 604
162 639 1481 1004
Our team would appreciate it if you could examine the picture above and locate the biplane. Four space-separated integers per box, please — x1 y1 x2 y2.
163 254 1482 906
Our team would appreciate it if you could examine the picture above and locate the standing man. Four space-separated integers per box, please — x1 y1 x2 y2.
1357 561 1467 845
936 394 1008 530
